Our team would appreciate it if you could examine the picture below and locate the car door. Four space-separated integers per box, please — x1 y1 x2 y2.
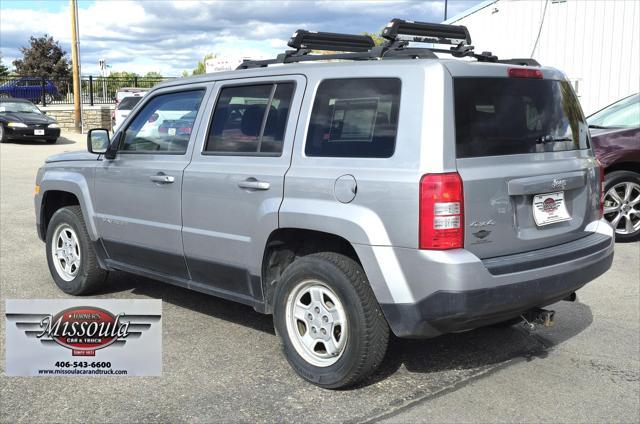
93 85 210 279
181 75 305 302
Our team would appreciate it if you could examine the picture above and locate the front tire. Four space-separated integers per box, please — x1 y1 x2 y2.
273 252 389 389
603 170 640 242
0 125 6 143
46 206 108 294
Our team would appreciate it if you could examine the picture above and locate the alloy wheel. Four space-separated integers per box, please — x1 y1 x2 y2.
51 224 82 281
604 181 640 235
285 280 348 367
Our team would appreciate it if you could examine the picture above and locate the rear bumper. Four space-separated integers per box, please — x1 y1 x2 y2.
360 221 615 338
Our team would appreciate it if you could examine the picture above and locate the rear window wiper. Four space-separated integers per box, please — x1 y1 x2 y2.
536 135 573 144
588 124 609 129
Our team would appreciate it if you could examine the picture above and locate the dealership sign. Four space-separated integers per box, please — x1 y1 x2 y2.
5 299 161 376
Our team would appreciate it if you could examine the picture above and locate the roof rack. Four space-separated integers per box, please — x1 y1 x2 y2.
237 30 380 69
382 19 471 46
237 18 540 69
288 30 375 52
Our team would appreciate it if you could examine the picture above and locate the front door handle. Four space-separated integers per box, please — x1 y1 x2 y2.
238 178 270 191
150 174 175 184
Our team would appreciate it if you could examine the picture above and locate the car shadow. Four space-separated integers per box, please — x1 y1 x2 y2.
97 271 593 388
7 137 77 146
97 271 276 335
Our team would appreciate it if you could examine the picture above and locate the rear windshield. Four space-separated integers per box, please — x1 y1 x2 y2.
454 78 589 158
118 96 143 110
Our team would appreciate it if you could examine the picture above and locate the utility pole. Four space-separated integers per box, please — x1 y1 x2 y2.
444 0 448 21
70 0 81 132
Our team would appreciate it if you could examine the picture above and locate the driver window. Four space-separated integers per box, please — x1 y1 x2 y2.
121 89 205 154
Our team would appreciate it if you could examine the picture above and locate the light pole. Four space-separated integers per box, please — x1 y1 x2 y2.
98 58 109 102
70 0 81 132
444 0 448 21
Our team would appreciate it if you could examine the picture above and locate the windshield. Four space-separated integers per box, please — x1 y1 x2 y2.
587 94 640 129
0 101 42 114
454 78 589 158
118 96 143 110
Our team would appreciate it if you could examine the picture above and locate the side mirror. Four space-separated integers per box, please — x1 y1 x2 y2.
87 128 110 154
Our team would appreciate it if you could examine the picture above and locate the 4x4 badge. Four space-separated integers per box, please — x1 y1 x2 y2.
470 219 495 227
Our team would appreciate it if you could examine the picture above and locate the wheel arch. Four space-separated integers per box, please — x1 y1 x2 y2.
604 162 640 175
38 172 97 241
260 228 363 314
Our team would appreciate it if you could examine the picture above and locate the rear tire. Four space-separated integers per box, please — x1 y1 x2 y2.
45 138 58 144
273 252 389 389
603 170 640 242
46 206 108 295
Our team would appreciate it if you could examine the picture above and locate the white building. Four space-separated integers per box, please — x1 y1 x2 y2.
205 57 245 73
444 0 640 114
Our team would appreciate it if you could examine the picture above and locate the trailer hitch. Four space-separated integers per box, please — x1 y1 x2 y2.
520 308 555 330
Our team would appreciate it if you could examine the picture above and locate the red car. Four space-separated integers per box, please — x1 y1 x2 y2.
588 93 640 242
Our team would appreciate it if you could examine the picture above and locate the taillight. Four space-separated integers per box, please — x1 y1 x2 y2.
508 68 543 79
419 173 464 250
597 160 605 218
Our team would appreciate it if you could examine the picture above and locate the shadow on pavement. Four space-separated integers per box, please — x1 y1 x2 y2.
365 300 593 386
99 271 276 335
97 270 593 388
5 137 77 146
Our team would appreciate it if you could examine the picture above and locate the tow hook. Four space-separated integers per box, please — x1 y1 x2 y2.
520 308 555 330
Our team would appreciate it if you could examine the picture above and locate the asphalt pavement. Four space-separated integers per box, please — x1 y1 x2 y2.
1 133 638 423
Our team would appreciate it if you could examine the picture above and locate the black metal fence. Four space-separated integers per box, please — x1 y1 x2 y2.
0 76 175 106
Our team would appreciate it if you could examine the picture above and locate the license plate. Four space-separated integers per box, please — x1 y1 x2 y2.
34 129 45 135
533 191 571 226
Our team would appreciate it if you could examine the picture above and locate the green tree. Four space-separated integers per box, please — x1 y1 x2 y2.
12 35 71 79
0 53 9 76
191 53 215 76
362 32 385 46
144 71 163 78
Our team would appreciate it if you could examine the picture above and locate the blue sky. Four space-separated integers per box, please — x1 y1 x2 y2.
0 0 483 76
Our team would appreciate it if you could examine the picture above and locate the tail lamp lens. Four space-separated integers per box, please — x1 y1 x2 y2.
420 173 464 250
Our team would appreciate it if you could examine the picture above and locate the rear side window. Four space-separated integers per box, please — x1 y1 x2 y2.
118 96 143 110
454 78 589 158
205 83 294 155
305 78 401 158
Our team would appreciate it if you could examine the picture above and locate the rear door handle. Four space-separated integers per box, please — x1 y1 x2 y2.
150 174 175 184
238 178 270 190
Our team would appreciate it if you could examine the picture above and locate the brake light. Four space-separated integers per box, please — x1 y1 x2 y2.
597 160 605 218
508 68 543 79
419 173 464 250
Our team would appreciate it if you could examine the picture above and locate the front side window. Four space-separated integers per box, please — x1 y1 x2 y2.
205 83 294 155
121 90 204 154
305 78 401 158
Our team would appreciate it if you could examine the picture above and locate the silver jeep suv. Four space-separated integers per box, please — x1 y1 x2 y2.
35 20 614 388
